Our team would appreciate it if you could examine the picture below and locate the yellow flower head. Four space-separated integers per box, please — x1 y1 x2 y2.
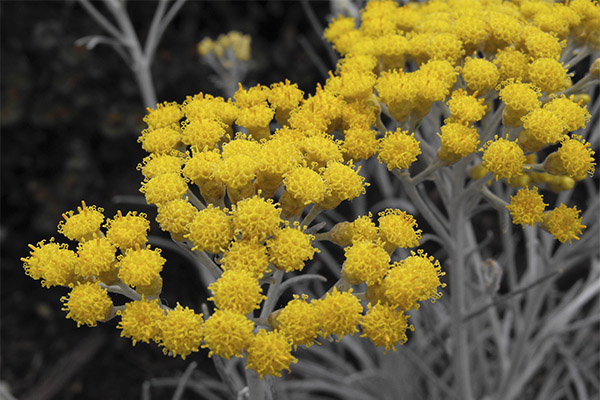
300 133 344 170
231 195 281 241
234 83 270 108
181 117 227 150
140 173 188 206
542 203 586 243
217 154 259 194
268 80 304 125
493 48 529 82
520 108 566 152
437 122 480 164
320 161 367 209
521 25 564 60
498 81 541 126
117 245 165 288
138 126 181 154
143 101 183 130
117 297 166 345
423 32 465 65
156 198 199 238
22 239 78 287
341 126 379 161
453 14 489 54
58 201 104 242
76 237 116 277
201 309 254 359
183 148 222 184
236 104 275 141
446 89 487 124
139 152 185 179
544 95 590 132
208 270 265 314
527 58 570 93
482 137 526 180
342 240 390 285
105 210 150 250
375 70 419 122
378 129 421 171
220 239 270 278
283 166 328 205
360 303 411 351
544 135 596 179
183 93 239 125
267 223 319 272
159 304 203 359
461 57 500 93
313 288 362 339
378 209 422 250
329 214 379 246
487 11 523 49
506 186 548 227
61 282 113 327
186 205 234 253
271 294 319 348
246 330 297 379
383 250 444 311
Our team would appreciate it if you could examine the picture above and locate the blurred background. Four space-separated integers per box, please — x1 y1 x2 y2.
1 1 337 399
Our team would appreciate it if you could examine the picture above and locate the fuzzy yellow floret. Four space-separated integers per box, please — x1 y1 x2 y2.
117 245 165 288
378 209 422 250
437 122 480 164
76 237 116 277
342 240 390 285
143 101 183 130
360 303 411 352
22 239 78 287
61 282 113 327
57 201 104 242
300 133 344 170
520 25 564 60
519 108 566 152
378 129 421 171
453 14 489 54
140 173 188 206
156 198 199 238
117 297 166 345
487 11 523 49
544 135 596 179
138 127 181 154
283 166 327 206
499 81 542 126
183 149 223 185
320 161 367 209
183 93 238 125
220 239 270 278
482 137 526 180
493 48 529 82
236 104 275 141
446 89 487 124
267 224 318 272
329 214 379 246
201 309 254 359
105 210 150 250
159 304 203 359
527 58 570 93
461 57 500 93
139 152 185 179
268 80 304 125
314 288 362 339
375 70 419 122
234 83 270 108
542 203 586 243
231 195 281 241
246 330 297 379
506 186 547 227
272 294 319 348
181 118 227 150
342 126 379 161
544 96 590 132
383 250 444 311
186 205 234 253
208 270 265 314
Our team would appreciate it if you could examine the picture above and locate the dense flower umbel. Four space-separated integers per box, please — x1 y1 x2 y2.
24 0 598 379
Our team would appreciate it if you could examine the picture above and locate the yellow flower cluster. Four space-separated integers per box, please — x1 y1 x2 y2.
24 0 598 380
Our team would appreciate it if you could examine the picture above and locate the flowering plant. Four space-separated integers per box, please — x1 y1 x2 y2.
21 0 599 399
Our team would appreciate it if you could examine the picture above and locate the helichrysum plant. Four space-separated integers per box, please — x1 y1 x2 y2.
24 0 599 398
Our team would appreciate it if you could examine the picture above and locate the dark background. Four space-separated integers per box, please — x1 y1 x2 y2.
1 1 335 399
